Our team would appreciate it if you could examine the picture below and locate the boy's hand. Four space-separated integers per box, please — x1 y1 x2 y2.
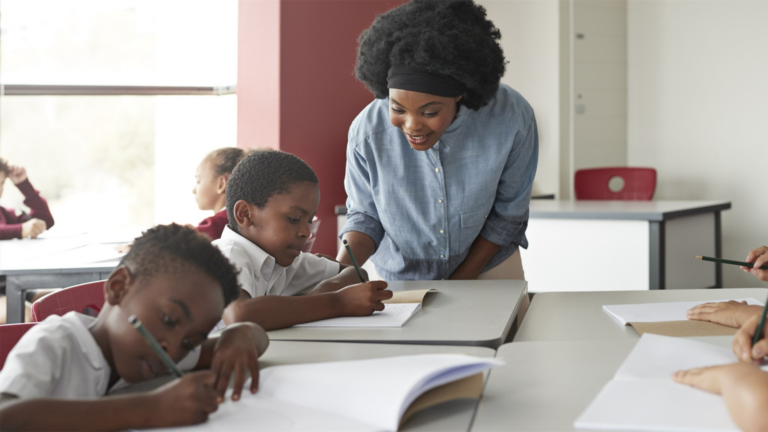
21 218 47 238
686 301 762 328
211 322 263 402
742 246 768 282
335 281 392 316
673 362 757 395
733 314 768 362
149 371 219 426
7 165 27 185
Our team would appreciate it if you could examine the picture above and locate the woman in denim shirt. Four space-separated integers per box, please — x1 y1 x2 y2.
337 0 538 283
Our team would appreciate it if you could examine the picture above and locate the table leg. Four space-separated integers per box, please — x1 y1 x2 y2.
715 211 723 288
649 221 666 290
5 278 25 324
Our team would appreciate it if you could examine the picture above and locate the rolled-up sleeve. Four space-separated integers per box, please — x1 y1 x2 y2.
339 140 386 250
480 115 539 248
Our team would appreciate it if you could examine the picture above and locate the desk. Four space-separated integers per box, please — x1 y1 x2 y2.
514 288 768 342
472 337 732 432
522 200 730 291
267 280 528 349
114 341 496 432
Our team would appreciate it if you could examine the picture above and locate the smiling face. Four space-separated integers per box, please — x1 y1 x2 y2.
101 266 225 383
388 89 462 151
233 181 320 267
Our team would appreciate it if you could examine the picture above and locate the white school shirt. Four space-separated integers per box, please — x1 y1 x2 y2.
213 226 340 299
0 312 201 400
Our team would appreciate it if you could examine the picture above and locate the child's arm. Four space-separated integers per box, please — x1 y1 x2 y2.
305 266 369 295
741 246 768 282
686 300 763 328
9 166 55 231
222 281 392 331
674 362 768 432
0 372 219 431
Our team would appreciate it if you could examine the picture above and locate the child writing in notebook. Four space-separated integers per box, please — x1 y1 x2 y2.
213 150 392 331
0 224 269 431
0 158 54 239
194 147 250 240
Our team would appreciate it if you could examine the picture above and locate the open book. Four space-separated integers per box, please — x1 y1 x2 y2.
295 289 436 328
575 333 745 432
140 354 502 432
603 298 763 337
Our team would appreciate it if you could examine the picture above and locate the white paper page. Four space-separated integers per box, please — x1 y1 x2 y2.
574 380 739 432
35 227 88 239
258 354 503 432
294 303 421 328
134 386 377 432
615 334 737 381
603 298 763 324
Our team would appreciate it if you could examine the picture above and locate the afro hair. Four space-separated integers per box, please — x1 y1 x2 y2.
355 0 506 110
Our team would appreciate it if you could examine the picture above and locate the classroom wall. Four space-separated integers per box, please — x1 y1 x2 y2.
627 0 768 288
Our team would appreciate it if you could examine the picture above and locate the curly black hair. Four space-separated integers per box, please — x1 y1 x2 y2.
225 150 318 233
355 0 506 110
120 224 240 306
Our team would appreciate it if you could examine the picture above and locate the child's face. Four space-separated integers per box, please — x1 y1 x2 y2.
103 267 225 383
236 181 320 267
193 161 224 211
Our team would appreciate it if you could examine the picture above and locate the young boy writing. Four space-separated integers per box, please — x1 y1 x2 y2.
213 150 392 331
0 159 54 239
0 224 269 431
194 148 250 240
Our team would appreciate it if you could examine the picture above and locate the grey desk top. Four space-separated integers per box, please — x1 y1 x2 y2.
515 288 768 342
115 340 496 432
529 200 731 221
267 280 528 348
472 336 733 432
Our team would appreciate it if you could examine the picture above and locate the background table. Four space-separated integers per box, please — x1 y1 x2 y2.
521 200 731 291
472 336 733 432
115 340 496 432
267 280 528 349
514 288 768 342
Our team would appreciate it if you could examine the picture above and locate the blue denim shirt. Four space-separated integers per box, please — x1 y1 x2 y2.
340 84 538 281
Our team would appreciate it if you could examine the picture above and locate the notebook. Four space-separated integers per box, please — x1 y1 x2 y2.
603 298 763 337
574 333 744 432
138 354 502 432
295 289 436 328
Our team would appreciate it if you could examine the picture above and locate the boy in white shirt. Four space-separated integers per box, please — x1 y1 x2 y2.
214 150 392 330
0 224 269 431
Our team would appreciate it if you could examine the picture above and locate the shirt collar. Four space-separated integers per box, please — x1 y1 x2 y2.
65 312 109 371
220 226 277 280
437 104 468 149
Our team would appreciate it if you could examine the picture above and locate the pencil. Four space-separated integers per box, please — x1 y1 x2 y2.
695 255 768 270
753 296 768 347
129 315 184 378
343 239 367 283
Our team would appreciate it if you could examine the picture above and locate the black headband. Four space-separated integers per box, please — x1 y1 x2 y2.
387 65 465 98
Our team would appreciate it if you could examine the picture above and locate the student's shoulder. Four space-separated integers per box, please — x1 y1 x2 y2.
480 83 535 126
348 98 399 149
14 313 93 357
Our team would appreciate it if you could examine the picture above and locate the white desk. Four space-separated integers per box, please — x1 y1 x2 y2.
472 337 733 432
514 288 768 342
267 280 528 349
522 200 730 292
114 341 496 432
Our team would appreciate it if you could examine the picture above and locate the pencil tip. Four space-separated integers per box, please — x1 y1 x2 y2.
695 256 702 260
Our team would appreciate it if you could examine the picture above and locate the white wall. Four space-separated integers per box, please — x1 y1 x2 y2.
478 0 561 197
628 0 768 288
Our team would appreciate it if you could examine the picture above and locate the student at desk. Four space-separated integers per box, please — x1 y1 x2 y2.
338 0 538 282
193 147 250 241
0 159 54 240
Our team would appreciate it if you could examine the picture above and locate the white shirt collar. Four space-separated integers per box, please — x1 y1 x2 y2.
219 226 278 281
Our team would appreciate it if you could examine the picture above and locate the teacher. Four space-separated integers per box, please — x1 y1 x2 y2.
337 0 538 281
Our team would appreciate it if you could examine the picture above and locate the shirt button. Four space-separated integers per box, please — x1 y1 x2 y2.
438 199 443 204
441 278 445 280
440 230 444 234
440 254 445 258
435 168 440 173
484 214 488 218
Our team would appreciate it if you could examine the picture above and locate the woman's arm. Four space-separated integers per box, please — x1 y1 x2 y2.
337 231 376 267
449 237 501 280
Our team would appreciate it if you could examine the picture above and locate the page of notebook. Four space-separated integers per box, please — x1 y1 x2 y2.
603 298 763 325
294 303 421 328
258 354 503 432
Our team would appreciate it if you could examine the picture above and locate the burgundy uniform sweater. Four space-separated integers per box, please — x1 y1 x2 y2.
0 179 55 240
196 209 229 241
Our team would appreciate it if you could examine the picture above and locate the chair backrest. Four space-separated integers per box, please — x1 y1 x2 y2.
302 216 322 253
0 323 37 370
574 167 657 201
31 280 106 322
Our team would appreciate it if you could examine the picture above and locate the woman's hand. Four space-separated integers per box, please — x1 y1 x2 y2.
686 301 762 328
742 246 768 282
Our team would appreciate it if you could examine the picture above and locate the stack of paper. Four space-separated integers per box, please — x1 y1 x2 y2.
575 334 742 432
295 289 435 328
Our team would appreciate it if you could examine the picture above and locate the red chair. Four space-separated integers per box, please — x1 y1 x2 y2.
575 167 657 201
31 280 106 322
302 216 321 253
0 323 37 370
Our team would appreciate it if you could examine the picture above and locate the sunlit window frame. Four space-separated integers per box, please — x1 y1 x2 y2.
2 85 236 96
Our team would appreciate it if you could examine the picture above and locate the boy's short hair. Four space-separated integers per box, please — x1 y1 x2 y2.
203 147 250 178
225 150 318 233
119 224 240 305
0 158 10 176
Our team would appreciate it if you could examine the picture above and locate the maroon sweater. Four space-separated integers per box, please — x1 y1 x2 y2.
0 179 55 240
196 209 229 241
